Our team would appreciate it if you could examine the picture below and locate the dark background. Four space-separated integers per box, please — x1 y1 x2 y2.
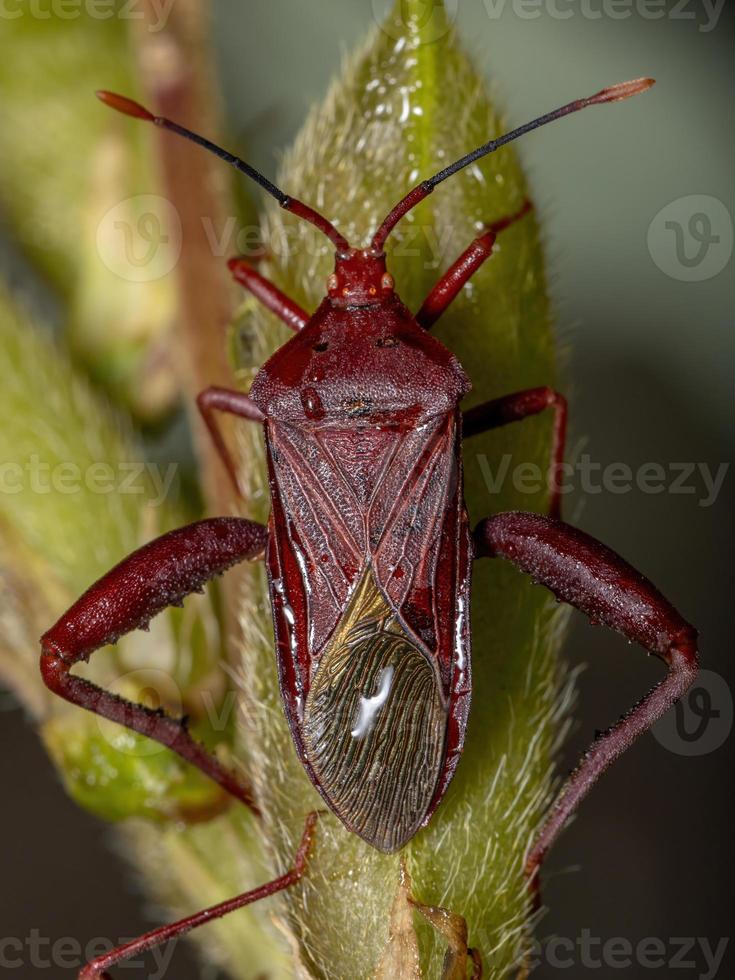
2 1 733 977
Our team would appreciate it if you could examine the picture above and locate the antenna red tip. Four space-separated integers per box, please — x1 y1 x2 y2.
96 90 155 122
590 77 656 106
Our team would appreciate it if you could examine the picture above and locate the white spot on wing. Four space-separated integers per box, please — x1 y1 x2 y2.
351 666 395 739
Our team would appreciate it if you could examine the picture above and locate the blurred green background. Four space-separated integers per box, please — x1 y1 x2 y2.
1 0 733 977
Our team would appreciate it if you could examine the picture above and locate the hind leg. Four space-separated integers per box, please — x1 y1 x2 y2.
473 511 698 903
78 811 319 979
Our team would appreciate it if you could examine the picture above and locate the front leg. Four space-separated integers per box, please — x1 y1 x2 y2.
416 199 532 330
41 517 268 814
473 511 698 904
228 256 309 332
464 387 567 518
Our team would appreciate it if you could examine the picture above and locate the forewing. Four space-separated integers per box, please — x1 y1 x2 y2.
370 413 468 692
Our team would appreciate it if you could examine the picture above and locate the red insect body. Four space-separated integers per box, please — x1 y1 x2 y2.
254 285 473 847
36 76 701 979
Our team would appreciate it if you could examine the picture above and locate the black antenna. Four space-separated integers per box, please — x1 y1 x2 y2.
371 77 655 251
96 91 350 252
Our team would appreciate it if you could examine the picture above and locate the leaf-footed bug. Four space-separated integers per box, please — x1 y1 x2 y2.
39 76 699 979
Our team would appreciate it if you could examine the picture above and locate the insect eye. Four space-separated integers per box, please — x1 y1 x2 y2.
369 286 377 296
342 287 350 297
381 273 394 291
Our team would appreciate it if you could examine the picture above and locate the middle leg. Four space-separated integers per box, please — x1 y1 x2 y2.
196 386 265 498
464 386 567 519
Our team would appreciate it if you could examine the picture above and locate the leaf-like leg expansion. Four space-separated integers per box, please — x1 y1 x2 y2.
196 386 265 498
228 256 309 331
78 811 319 980
41 517 269 814
473 512 698 905
464 387 567 519
416 200 532 330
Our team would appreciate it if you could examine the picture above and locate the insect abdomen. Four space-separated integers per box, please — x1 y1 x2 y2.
302 567 446 852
